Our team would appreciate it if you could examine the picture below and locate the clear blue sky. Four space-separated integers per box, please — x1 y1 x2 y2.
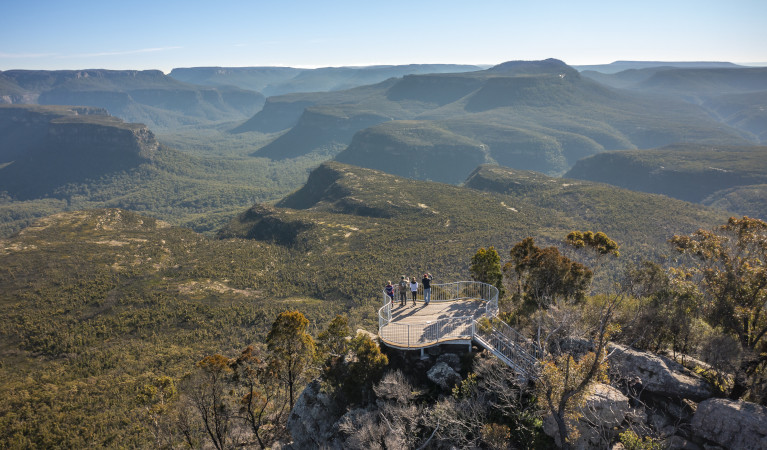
2 0 765 73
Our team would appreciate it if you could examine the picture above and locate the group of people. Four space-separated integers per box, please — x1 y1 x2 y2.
385 273 433 307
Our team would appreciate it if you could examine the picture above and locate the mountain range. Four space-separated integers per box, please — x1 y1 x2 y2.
169 64 483 97
244 59 756 179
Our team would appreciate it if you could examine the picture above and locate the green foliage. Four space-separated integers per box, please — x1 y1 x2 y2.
316 314 352 362
670 216 767 399
566 230 619 257
470 246 505 297
618 429 664 450
618 262 702 355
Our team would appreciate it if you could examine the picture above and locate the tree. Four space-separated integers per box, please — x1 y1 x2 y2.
669 216 767 400
231 346 290 449
185 354 237 450
471 246 505 297
621 261 701 356
325 332 389 405
316 314 352 363
266 310 315 409
504 237 593 312
565 231 619 257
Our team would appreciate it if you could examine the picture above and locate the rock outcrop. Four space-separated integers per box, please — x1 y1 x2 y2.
426 361 461 390
608 343 713 401
286 380 338 449
691 398 767 449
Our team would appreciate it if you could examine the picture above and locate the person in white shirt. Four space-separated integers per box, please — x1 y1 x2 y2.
409 277 418 306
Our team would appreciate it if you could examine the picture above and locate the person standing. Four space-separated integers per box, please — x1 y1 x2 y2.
422 272 433 305
409 276 418 306
398 275 408 307
385 281 394 303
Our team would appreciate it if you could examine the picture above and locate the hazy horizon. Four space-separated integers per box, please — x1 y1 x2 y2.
2 0 766 73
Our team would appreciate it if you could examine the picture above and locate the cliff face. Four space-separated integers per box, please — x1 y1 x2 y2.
0 105 158 199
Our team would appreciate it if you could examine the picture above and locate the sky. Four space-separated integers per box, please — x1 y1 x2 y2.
2 0 766 73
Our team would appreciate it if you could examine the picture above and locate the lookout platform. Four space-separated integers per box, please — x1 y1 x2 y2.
377 281 542 379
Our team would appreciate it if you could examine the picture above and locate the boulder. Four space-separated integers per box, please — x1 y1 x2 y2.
609 344 712 401
427 361 461 389
286 380 339 449
691 398 767 449
436 352 461 371
543 383 630 449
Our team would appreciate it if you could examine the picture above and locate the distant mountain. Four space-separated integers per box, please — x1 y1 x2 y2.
170 64 482 97
574 61 741 74
250 59 752 179
0 69 265 129
580 66 767 143
564 143 767 219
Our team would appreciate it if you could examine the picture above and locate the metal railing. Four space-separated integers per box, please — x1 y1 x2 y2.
378 280 541 379
473 317 541 379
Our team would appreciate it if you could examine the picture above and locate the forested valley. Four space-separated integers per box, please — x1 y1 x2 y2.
1 60 767 448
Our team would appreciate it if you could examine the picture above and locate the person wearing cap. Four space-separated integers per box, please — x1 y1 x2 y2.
422 272 433 305
398 275 408 307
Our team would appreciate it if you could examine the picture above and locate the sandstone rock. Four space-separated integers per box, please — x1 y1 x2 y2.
427 361 461 389
355 328 378 342
609 344 712 401
691 398 767 450
286 380 339 449
543 383 630 449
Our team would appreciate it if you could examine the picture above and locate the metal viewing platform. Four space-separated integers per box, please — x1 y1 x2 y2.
378 281 541 379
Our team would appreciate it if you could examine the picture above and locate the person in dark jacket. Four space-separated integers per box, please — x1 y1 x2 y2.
422 273 433 305
385 281 394 302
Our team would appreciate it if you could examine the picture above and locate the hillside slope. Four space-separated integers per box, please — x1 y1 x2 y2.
223 161 729 264
564 144 767 219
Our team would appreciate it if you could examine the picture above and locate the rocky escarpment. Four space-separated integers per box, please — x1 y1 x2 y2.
0 105 159 199
0 69 265 129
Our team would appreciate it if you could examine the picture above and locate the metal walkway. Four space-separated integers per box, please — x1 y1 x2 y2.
378 281 541 379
